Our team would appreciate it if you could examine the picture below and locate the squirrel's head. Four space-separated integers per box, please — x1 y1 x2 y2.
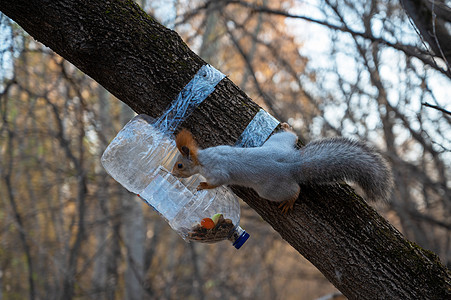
172 129 201 178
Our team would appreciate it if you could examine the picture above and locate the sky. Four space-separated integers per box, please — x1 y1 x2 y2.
1 1 449 116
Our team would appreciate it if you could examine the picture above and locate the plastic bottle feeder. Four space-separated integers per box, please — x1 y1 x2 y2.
101 114 249 249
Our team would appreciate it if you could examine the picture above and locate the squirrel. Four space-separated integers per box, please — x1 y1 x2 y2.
171 123 394 214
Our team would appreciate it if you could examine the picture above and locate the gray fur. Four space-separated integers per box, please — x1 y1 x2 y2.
188 131 394 203
295 137 394 202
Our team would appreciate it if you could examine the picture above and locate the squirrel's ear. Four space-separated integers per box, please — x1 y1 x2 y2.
175 129 199 162
180 145 190 159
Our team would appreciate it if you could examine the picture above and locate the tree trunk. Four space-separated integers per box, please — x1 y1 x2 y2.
1 1 449 299
92 85 113 297
122 197 145 300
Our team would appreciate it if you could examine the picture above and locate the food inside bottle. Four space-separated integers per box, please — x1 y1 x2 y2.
187 214 235 243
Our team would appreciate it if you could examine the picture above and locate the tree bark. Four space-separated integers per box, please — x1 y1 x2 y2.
1 0 449 299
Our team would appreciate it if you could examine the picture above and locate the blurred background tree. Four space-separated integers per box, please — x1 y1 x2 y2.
0 0 449 299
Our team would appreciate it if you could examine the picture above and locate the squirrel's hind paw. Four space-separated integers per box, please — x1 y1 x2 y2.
278 196 297 214
280 122 294 132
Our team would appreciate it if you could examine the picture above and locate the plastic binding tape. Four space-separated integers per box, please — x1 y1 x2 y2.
155 64 225 133
235 109 280 148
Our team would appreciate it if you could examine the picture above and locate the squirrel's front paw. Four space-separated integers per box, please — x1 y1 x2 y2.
197 182 208 190
197 182 218 190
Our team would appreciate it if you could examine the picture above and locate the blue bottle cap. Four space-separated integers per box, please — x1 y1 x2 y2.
233 231 250 249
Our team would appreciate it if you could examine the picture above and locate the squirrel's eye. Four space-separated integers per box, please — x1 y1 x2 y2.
177 163 183 169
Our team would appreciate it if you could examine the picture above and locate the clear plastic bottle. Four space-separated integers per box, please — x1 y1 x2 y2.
101 114 249 249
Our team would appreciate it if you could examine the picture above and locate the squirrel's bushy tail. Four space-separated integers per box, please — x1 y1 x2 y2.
296 137 394 202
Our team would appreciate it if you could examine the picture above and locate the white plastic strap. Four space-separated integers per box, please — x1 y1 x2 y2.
235 109 280 147
155 64 225 133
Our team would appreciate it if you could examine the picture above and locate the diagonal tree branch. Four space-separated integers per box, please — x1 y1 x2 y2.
0 1 449 299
